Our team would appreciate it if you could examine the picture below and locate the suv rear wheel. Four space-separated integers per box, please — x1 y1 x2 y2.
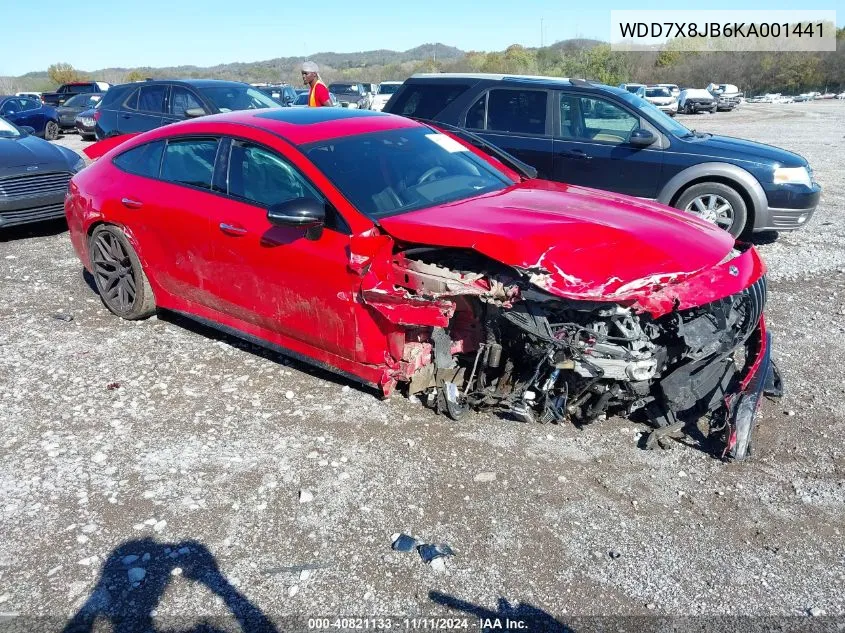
675 182 748 237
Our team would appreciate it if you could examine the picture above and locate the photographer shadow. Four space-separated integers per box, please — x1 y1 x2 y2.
63 538 278 633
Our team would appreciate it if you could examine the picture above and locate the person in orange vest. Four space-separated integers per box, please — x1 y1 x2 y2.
301 61 331 107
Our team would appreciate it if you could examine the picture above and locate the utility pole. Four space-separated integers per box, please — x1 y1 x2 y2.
541 18 544 48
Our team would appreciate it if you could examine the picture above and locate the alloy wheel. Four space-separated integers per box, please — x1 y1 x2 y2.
92 231 137 312
684 194 735 230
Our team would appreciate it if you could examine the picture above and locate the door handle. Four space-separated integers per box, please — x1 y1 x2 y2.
121 114 131 119
219 222 248 236
565 149 592 160
121 198 143 209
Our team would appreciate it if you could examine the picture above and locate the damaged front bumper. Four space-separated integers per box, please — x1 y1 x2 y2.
723 317 781 460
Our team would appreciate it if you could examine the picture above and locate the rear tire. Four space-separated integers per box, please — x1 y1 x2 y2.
45 120 59 140
675 182 748 237
88 225 156 320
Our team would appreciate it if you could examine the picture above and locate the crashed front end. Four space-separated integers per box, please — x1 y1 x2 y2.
362 241 780 460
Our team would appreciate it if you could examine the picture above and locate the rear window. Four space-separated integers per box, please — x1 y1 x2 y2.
65 84 93 94
386 83 470 120
113 141 165 178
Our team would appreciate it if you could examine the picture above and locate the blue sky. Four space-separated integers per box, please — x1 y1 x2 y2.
1 0 841 76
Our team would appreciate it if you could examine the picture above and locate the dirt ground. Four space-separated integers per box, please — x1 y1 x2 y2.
1 101 844 631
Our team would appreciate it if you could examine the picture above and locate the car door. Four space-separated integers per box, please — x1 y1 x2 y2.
202 137 359 359
109 137 220 308
463 88 555 178
118 84 167 134
15 98 43 129
552 91 663 198
162 85 209 125
0 98 23 126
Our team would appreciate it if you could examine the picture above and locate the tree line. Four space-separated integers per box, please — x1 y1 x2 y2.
4 31 843 96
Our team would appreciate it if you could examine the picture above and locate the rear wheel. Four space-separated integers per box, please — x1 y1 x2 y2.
675 182 748 237
88 225 156 320
44 120 59 140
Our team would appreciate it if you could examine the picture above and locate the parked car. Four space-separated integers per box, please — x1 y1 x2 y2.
67 107 779 460
618 83 646 98
57 93 103 132
42 81 110 107
327 82 370 109
94 79 280 140
291 92 339 107
15 91 43 102
0 117 85 228
836 92 845 100
382 73 821 237
75 99 103 141
371 81 403 111
0 95 60 140
643 86 677 116
253 83 298 106
655 84 680 99
677 89 717 114
707 83 742 111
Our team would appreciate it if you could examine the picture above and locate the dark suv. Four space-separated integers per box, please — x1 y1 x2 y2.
383 74 821 236
94 79 280 141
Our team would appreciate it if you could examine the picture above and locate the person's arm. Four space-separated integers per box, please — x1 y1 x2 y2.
316 84 331 106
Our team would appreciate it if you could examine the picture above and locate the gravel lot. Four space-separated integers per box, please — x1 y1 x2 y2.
1 102 844 631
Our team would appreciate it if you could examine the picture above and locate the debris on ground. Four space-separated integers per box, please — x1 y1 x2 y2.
51 313 74 322
391 534 455 572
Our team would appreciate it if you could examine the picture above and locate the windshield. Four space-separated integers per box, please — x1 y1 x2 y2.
625 85 642 93
329 83 359 95
303 127 513 219
646 88 671 98
63 94 93 107
617 90 691 137
378 83 400 95
0 118 22 139
197 86 279 112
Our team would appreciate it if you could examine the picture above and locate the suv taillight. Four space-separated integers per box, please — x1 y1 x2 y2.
93 110 102 122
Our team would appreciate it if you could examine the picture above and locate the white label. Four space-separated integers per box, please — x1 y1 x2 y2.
425 133 468 153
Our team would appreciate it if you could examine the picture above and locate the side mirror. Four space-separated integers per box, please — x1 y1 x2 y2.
267 198 326 229
629 129 656 148
20 126 36 135
183 107 206 119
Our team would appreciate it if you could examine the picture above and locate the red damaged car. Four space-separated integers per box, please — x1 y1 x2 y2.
66 108 780 459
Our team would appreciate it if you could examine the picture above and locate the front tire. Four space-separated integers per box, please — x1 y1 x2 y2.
675 182 748 237
88 225 156 320
44 120 59 140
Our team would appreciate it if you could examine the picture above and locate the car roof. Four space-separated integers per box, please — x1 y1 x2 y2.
411 72 575 85
111 78 251 90
136 107 423 145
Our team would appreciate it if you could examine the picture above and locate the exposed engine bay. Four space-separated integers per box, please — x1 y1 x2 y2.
372 245 779 460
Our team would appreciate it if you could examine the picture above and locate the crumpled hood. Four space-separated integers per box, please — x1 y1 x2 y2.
379 180 753 314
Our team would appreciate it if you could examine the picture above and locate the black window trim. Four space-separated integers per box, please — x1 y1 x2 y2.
110 133 351 234
217 135 351 235
121 83 169 115
553 89 668 150
460 86 554 138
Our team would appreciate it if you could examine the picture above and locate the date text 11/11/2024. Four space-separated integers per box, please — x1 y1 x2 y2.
307 617 529 630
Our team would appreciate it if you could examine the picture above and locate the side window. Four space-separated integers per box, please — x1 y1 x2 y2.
465 94 486 130
123 89 139 110
21 98 39 111
1 100 20 115
161 138 219 190
389 83 470 119
227 141 318 207
562 96 639 144
170 87 205 118
138 85 167 113
486 89 548 135
112 141 165 178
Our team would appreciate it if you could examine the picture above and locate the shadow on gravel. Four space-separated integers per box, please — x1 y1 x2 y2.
63 538 278 633
160 311 372 393
429 590 573 632
0 218 67 242
748 230 780 246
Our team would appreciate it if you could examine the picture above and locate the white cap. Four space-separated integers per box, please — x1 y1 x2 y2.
301 61 319 73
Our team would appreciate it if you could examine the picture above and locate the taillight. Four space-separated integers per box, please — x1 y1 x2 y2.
93 110 102 122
